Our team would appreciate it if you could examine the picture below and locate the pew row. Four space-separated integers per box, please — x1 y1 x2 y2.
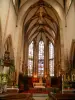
0 93 33 100
48 93 75 100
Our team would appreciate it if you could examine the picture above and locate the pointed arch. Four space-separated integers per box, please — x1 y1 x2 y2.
16 0 65 77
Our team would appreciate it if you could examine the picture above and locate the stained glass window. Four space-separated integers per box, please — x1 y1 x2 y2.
28 41 33 76
38 41 44 77
49 42 54 76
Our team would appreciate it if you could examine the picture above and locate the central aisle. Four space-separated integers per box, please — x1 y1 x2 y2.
33 93 48 100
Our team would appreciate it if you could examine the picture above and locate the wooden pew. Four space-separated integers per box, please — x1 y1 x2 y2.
0 93 33 100
49 93 75 100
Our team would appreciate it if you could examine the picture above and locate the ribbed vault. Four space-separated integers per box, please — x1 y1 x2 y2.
23 0 59 45
21 0 62 77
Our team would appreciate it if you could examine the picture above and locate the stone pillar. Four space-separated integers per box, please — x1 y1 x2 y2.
60 27 65 72
33 40 36 76
33 40 36 77
54 34 61 77
47 40 49 76
23 37 28 74
61 44 65 71
35 43 38 77
44 44 47 77
44 38 49 77
33 39 38 77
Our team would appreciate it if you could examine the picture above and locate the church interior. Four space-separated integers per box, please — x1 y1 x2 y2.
0 0 75 100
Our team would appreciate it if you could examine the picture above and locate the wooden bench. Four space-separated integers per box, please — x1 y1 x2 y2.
0 93 33 100
49 93 75 100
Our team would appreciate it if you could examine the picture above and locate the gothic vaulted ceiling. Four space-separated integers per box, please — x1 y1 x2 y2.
19 0 72 9
23 0 60 44
16 0 72 44
20 0 64 8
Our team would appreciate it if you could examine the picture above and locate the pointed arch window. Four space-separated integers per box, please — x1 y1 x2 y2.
49 42 54 76
28 41 33 76
38 41 44 77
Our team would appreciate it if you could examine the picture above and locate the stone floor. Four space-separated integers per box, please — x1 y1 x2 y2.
33 93 48 100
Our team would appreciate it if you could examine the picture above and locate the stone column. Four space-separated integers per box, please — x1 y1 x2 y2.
44 44 46 77
60 28 65 72
54 34 61 77
33 41 35 76
44 38 49 77
33 39 38 77
46 40 49 76
33 40 36 77
23 37 28 75
35 43 38 77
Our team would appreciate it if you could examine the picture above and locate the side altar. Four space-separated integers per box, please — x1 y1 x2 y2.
0 50 15 93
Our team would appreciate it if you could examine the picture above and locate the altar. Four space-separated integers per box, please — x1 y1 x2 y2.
33 77 46 88
33 77 46 92
33 83 45 88
33 83 45 92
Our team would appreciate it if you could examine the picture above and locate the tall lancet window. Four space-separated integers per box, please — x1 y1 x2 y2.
38 41 44 77
49 42 54 76
28 41 33 76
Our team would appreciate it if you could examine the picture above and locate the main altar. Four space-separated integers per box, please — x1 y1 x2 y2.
33 77 45 87
33 77 46 92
